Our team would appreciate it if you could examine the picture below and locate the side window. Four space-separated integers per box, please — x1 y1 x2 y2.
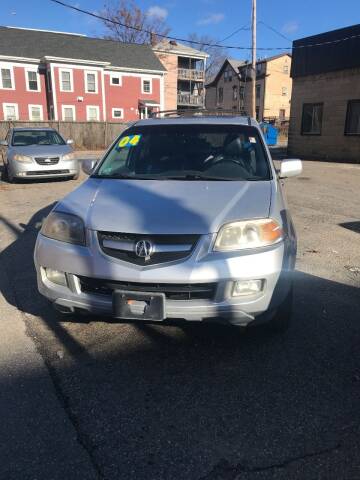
301 103 323 135
345 100 360 135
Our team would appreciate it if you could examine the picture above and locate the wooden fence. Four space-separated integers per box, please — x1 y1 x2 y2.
0 121 128 150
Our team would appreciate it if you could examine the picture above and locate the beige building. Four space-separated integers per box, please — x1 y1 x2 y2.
206 54 292 121
288 24 360 162
153 40 208 111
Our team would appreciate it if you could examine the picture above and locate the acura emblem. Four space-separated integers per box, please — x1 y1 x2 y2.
135 240 153 259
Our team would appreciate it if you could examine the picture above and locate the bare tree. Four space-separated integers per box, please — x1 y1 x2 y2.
187 33 228 81
101 0 170 44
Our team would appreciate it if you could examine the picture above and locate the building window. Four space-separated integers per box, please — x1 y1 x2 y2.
3 103 18 120
218 87 223 103
256 106 260 120
62 105 76 121
283 64 289 74
345 100 360 135
29 105 43 121
233 85 238 101
256 63 262 75
256 84 261 99
26 70 40 91
224 70 228 82
86 105 100 121
112 108 124 119
282 86 287 96
85 71 97 93
279 109 286 120
111 74 121 86
301 103 323 135
142 79 152 94
1 68 13 89
60 69 73 92
239 86 245 100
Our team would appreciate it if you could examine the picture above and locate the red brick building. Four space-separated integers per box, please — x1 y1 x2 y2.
0 27 166 122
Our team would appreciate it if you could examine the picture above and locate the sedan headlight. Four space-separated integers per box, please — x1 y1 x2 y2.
62 152 76 161
13 154 32 163
214 219 283 251
41 212 86 245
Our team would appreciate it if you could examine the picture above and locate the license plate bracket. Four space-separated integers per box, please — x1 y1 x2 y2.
113 290 165 321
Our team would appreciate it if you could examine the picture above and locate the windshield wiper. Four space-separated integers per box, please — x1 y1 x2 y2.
93 174 162 180
163 174 234 181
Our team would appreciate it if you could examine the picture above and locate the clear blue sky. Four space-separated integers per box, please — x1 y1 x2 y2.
2 0 360 61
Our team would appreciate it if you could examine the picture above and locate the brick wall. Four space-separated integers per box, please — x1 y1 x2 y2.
288 67 360 162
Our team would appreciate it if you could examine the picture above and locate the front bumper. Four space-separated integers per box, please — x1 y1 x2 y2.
11 159 79 179
34 231 295 325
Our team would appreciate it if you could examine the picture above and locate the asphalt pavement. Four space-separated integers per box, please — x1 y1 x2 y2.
0 154 359 480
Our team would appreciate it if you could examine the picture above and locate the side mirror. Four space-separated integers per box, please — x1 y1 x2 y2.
82 159 97 175
0 140 8 147
66 139 74 145
279 159 302 179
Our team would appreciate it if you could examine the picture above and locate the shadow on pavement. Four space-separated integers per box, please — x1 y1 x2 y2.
0 204 360 479
339 221 360 234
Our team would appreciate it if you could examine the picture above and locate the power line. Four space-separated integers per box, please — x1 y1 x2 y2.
218 23 250 44
257 20 292 43
49 0 360 52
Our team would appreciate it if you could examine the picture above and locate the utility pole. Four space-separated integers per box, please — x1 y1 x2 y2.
251 0 257 119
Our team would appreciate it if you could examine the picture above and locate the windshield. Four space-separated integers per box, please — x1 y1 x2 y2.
12 130 66 146
95 124 271 181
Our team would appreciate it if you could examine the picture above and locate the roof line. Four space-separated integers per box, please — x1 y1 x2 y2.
5 26 87 37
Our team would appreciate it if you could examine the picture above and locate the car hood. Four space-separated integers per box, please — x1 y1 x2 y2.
11 145 72 156
57 178 272 234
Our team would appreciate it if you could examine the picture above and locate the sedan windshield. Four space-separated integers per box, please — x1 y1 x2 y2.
12 130 66 146
95 124 271 181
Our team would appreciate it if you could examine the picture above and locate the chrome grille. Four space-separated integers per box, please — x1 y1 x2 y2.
34 156 60 165
97 231 200 266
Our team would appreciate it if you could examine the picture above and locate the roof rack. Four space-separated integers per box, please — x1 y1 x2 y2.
150 108 251 120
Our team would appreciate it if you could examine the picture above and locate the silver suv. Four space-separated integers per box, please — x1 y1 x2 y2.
34 115 302 331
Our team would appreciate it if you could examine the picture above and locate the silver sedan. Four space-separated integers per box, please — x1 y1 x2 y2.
0 127 79 182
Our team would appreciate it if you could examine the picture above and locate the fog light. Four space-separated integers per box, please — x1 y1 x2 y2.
45 268 67 286
232 279 263 296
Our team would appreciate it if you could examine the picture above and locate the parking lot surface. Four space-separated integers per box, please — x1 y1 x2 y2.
0 156 360 479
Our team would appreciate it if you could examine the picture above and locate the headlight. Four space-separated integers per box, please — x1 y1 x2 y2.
13 154 32 163
41 212 86 245
214 219 283 251
62 152 76 161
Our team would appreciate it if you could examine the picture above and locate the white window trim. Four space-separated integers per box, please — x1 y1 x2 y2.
86 105 100 121
0 65 15 90
141 78 152 94
59 68 74 92
3 103 19 120
112 108 124 119
61 104 76 121
110 74 122 86
25 68 41 92
85 70 98 94
28 104 44 121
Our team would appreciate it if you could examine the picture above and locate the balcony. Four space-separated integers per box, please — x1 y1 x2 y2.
177 68 205 82
177 93 205 107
